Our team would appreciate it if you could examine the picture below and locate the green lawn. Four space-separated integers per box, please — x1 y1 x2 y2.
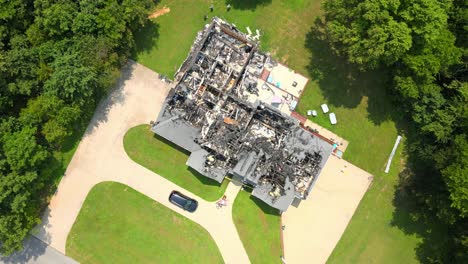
123 124 228 201
133 1 422 263
133 0 320 78
232 189 282 264
66 182 223 264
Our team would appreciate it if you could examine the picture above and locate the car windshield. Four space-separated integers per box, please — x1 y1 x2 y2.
184 200 192 209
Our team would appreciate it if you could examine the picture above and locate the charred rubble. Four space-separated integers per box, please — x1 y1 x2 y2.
151 18 333 211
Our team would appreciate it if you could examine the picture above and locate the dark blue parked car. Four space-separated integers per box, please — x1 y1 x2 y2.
169 191 198 212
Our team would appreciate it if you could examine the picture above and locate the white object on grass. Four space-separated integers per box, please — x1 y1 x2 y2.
321 104 329 113
385 135 402 173
289 100 298 110
329 113 337 124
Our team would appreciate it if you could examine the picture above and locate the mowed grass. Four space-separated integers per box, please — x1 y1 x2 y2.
124 125 283 262
295 80 421 262
232 189 282 264
134 0 320 78
133 0 421 263
328 144 422 263
123 124 228 201
66 182 223 264
299 25 421 263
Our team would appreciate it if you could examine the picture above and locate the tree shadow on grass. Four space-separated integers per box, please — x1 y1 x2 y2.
389 122 463 263
303 17 462 263
131 20 160 58
39 110 92 203
304 18 399 125
188 167 224 187
244 190 281 216
152 133 190 155
152 134 223 187
391 165 454 263
225 0 272 10
0 237 52 263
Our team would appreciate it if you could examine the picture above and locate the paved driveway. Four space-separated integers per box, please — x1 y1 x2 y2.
282 155 373 263
34 61 250 264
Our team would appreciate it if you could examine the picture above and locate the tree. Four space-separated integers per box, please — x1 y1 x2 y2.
323 0 413 68
0 0 156 254
442 135 468 217
3 35 40 97
0 0 34 49
19 95 81 146
44 52 97 106
0 122 49 254
323 0 460 75
321 0 467 262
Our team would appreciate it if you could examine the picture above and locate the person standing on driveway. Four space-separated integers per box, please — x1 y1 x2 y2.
216 195 228 209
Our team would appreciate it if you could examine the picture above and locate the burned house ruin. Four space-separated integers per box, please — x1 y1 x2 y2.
151 18 333 211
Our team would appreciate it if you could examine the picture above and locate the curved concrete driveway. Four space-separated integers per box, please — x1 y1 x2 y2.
34 61 250 264
282 156 373 263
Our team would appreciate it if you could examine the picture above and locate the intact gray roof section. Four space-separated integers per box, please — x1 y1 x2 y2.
151 111 201 152
252 178 296 212
186 149 226 183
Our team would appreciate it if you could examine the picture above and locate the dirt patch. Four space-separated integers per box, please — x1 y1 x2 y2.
172 215 182 225
149 6 170 19
258 211 268 229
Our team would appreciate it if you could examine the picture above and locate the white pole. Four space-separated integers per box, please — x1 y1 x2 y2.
385 135 402 173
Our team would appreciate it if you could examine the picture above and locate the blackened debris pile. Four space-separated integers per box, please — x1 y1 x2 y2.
152 18 333 211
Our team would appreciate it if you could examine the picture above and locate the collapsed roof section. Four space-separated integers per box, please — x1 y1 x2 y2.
174 18 307 116
152 18 333 211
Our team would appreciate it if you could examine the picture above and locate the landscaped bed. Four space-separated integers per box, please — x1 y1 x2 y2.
232 189 282 264
123 124 228 201
66 182 223 264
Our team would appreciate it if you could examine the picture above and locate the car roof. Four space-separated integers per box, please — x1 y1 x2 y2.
171 190 189 199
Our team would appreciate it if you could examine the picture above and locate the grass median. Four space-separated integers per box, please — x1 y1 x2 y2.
66 182 223 263
123 124 228 201
232 189 282 264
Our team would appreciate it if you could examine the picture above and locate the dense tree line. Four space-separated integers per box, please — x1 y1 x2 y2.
0 0 154 254
320 0 467 262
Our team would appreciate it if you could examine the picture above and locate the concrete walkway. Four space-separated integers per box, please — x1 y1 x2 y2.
33 61 250 264
282 155 373 263
304 119 349 152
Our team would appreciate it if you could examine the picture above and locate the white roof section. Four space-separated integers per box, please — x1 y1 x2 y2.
267 63 308 98
243 79 295 115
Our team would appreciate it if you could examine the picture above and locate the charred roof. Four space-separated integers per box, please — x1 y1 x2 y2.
152 18 333 211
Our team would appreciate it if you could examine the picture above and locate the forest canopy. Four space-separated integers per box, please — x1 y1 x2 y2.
0 0 155 254
320 0 467 262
